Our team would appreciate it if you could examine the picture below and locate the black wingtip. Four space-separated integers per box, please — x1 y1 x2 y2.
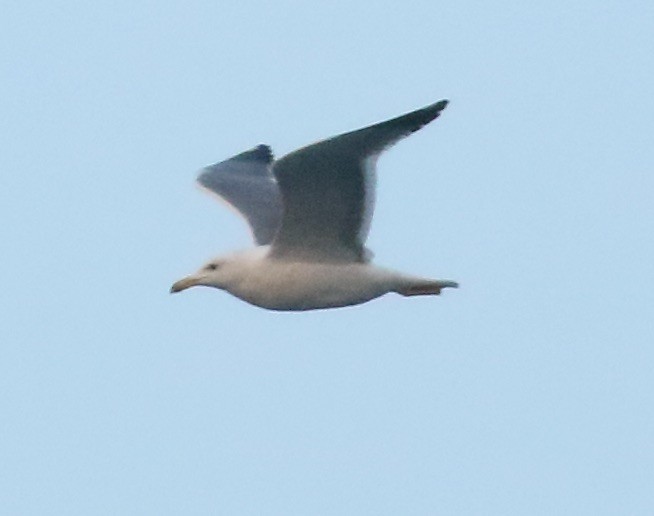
397 99 449 134
430 99 449 115
218 144 273 164
198 144 274 185
236 144 274 163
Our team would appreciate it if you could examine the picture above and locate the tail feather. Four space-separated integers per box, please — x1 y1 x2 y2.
396 279 459 297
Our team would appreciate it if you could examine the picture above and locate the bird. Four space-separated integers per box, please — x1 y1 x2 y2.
171 100 458 311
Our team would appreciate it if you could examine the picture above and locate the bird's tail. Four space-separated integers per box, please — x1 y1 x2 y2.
395 278 459 296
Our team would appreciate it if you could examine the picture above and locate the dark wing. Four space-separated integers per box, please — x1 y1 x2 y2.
269 100 449 263
198 145 283 245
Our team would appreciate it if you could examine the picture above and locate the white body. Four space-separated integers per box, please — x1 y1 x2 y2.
208 248 407 311
171 246 457 311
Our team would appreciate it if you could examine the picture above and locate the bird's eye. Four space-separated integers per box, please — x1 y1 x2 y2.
205 263 219 271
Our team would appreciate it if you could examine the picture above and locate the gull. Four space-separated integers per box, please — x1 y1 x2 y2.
171 100 458 311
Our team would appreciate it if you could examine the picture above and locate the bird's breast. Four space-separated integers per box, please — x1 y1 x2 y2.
228 260 397 311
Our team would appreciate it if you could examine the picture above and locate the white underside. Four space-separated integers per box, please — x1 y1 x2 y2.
235 257 399 311
184 246 457 311
211 246 405 311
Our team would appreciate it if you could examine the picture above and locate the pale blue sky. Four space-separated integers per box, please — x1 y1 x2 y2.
2 1 653 514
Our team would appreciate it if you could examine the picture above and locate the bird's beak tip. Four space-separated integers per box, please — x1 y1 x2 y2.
170 277 197 294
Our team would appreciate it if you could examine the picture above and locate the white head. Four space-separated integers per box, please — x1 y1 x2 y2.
170 256 235 293
170 247 268 294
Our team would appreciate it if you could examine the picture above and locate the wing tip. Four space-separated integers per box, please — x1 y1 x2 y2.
424 99 449 119
402 98 449 134
249 144 274 163
197 144 274 185
204 144 273 169
232 144 274 163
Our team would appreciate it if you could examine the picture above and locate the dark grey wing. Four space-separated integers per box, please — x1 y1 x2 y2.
198 145 283 245
269 100 449 263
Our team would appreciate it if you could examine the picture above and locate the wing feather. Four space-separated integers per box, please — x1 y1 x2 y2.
269 100 448 262
197 145 283 245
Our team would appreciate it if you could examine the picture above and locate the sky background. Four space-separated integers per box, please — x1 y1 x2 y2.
2 1 653 514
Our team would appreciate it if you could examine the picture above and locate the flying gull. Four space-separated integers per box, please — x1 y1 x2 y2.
171 100 458 310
